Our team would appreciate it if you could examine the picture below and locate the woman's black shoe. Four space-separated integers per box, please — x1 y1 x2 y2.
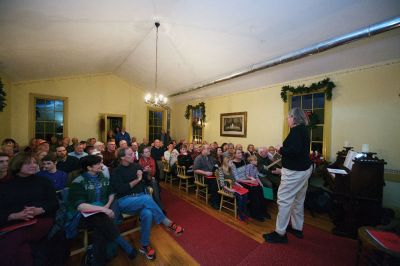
264 231 288 244
286 225 304 239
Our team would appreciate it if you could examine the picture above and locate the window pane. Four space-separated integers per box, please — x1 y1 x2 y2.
312 126 323 141
56 121 63 133
311 142 323 154
313 109 324 124
45 100 55 111
302 94 312 109
291 96 301 108
313 93 325 109
45 122 55 133
43 111 54 121
55 100 64 111
36 122 44 133
55 112 63 122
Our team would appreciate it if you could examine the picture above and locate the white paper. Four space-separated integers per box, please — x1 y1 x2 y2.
343 150 357 170
81 211 102 218
327 168 348 175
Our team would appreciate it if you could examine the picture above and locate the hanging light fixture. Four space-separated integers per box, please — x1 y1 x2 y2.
144 22 168 107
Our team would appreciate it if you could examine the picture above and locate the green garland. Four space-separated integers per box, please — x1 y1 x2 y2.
184 102 206 121
0 79 6 112
280 78 335 102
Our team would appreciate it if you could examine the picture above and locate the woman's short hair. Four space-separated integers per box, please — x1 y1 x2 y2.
289 107 309 126
80 155 102 171
9 152 36 176
247 155 257 163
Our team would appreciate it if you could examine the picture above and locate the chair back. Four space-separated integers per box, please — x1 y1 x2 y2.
177 165 186 178
162 159 170 172
194 173 205 185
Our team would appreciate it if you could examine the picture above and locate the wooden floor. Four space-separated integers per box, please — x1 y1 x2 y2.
67 181 334 266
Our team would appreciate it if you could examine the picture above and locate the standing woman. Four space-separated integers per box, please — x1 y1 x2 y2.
264 108 312 243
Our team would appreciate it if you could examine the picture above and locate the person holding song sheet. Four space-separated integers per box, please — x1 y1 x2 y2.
264 108 313 244
232 149 271 221
218 157 249 222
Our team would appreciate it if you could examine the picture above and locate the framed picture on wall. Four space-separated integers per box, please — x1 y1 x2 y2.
220 112 247 137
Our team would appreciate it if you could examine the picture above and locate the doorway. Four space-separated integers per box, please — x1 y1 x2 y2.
99 114 126 143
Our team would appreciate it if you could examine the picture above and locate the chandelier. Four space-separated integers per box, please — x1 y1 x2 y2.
144 22 168 107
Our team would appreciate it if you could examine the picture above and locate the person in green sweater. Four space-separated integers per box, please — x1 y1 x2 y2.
67 155 137 264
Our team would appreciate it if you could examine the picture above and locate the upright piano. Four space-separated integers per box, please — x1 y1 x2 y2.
325 148 386 238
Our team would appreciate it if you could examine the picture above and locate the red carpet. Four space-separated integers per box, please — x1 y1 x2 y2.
162 189 357 265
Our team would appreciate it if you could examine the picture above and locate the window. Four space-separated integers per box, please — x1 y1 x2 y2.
34 96 66 141
148 109 164 143
288 91 331 157
191 107 204 143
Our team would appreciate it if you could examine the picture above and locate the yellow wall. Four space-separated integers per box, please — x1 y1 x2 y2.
9 74 147 146
0 74 12 140
172 61 400 169
171 61 400 213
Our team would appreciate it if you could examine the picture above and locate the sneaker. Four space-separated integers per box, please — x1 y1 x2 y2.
168 222 184 236
286 225 304 239
128 248 137 259
139 245 156 260
264 231 288 244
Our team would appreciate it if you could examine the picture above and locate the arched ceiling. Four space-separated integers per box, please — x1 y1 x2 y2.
0 0 399 102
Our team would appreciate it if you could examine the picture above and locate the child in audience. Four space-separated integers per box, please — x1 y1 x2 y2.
218 157 249 222
38 153 68 191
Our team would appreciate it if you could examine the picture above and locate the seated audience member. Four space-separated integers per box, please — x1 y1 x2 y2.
0 152 58 266
2 138 18 154
164 143 179 174
139 147 163 209
107 130 115 142
244 144 256 161
66 155 137 264
131 142 140 162
174 139 185 153
0 152 10 181
56 145 81 179
80 140 87 151
94 141 105 153
36 139 50 153
131 136 137 145
138 138 149 154
85 145 95 155
223 143 235 159
119 140 128 149
218 157 249 222
214 147 224 166
90 150 110 178
1 143 14 158
49 136 58 151
187 143 194 154
193 144 220 210
235 143 244 154
102 140 117 169
190 144 201 160
232 149 271 221
115 127 131 147
24 138 37 152
38 153 68 191
221 142 228 152
150 139 165 181
35 150 48 170
61 137 70 149
87 137 96 147
256 147 281 189
111 147 184 260
68 143 88 159
67 137 78 153
177 145 194 175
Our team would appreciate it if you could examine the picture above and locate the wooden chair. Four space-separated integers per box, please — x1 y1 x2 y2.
162 159 174 184
194 173 209 204
216 178 237 218
177 165 195 193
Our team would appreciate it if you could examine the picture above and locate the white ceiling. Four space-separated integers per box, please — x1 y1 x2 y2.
0 0 399 102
